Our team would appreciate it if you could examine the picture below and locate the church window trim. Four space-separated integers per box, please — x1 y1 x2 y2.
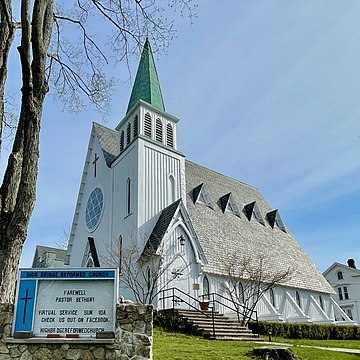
133 114 139 138
126 178 131 216
337 271 344 280
168 175 176 203
166 123 174 147
126 122 131 146
85 187 104 232
203 276 210 297
243 201 264 225
219 193 241 218
319 295 324 310
156 118 163 143
192 183 213 209
266 209 286 232
238 282 245 304
144 112 152 138
269 288 275 308
120 130 124 152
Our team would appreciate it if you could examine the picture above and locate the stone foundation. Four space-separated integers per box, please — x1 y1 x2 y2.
0 303 153 360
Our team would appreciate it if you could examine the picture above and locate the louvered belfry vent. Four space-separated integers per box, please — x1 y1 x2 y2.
144 112 152 138
167 123 174 147
127 123 131 145
133 115 139 138
156 118 163 142
120 130 124 152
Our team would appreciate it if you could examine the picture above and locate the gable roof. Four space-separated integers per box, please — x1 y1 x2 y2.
126 39 165 114
185 160 334 294
32 245 67 267
323 262 360 277
93 123 119 166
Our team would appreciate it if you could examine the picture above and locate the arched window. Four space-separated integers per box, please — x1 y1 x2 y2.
269 288 275 307
127 123 131 145
296 291 301 309
144 112 152 138
126 178 131 215
238 282 244 304
156 118 163 142
120 130 124 152
337 271 344 280
169 175 176 203
319 295 324 310
133 115 138 138
203 276 210 297
86 256 94 268
166 123 173 147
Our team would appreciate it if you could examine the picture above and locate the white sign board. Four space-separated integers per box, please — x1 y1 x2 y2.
13 269 118 337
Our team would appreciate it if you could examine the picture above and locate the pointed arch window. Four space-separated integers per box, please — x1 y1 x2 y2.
120 130 124 152
86 256 94 268
133 115 139 138
144 112 152 138
238 282 245 304
269 288 275 307
166 123 174 147
169 175 176 203
203 276 210 297
126 178 131 215
127 123 131 145
319 295 324 310
156 118 163 143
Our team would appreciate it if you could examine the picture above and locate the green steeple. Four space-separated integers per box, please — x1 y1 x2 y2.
126 39 165 114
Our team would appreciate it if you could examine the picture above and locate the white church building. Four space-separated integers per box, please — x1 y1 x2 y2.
65 39 352 325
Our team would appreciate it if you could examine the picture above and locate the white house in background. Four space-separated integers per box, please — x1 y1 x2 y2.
323 259 360 324
64 39 353 325
32 245 68 268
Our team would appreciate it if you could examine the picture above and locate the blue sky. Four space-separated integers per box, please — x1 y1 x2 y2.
2 1 359 272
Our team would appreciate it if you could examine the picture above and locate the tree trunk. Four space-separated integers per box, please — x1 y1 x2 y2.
0 0 53 304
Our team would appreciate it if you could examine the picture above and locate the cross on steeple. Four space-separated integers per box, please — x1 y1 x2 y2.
20 289 33 324
92 153 99 177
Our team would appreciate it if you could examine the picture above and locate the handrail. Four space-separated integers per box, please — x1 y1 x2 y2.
159 287 260 339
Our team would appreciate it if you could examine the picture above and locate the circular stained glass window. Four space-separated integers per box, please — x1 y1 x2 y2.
85 187 104 231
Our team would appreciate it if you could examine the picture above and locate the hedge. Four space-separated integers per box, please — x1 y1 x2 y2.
248 321 360 340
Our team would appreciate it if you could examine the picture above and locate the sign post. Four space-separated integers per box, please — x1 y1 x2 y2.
13 268 118 338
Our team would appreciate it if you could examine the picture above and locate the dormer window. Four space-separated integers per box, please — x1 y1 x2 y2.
219 193 241 218
244 201 264 225
337 271 344 280
192 183 213 208
266 209 286 232
156 118 163 142
166 123 174 147
144 112 152 138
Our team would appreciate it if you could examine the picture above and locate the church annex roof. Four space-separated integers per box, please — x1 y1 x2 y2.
126 39 165 114
93 123 119 166
185 160 334 294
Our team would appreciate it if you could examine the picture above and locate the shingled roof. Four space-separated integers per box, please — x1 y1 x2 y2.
185 160 334 294
93 123 119 166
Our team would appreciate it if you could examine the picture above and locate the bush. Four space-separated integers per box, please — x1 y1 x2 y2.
248 321 360 340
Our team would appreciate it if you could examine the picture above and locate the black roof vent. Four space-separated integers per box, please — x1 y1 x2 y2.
347 258 356 269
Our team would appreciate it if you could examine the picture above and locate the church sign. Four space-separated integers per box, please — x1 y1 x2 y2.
13 268 118 337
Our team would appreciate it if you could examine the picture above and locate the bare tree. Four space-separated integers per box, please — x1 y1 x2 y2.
0 0 196 304
103 237 188 305
221 253 294 325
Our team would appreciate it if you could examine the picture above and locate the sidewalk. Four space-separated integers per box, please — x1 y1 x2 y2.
257 341 360 355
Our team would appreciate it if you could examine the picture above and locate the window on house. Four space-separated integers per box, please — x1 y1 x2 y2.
338 287 343 301
343 286 349 300
144 112 152 138
127 123 131 145
133 115 139 138
156 118 163 142
346 309 353 320
120 130 124 152
203 276 210 297
126 178 131 215
319 295 324 310
296 291 301 309
269 288 275 308
337 271 344 280
166 123 174 147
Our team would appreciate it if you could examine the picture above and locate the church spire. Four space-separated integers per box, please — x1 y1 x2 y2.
126 38 165 114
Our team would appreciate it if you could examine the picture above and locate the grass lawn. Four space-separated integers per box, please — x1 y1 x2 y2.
153 327 360 360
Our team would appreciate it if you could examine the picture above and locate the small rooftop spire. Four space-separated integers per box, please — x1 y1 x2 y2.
126 38 165 114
